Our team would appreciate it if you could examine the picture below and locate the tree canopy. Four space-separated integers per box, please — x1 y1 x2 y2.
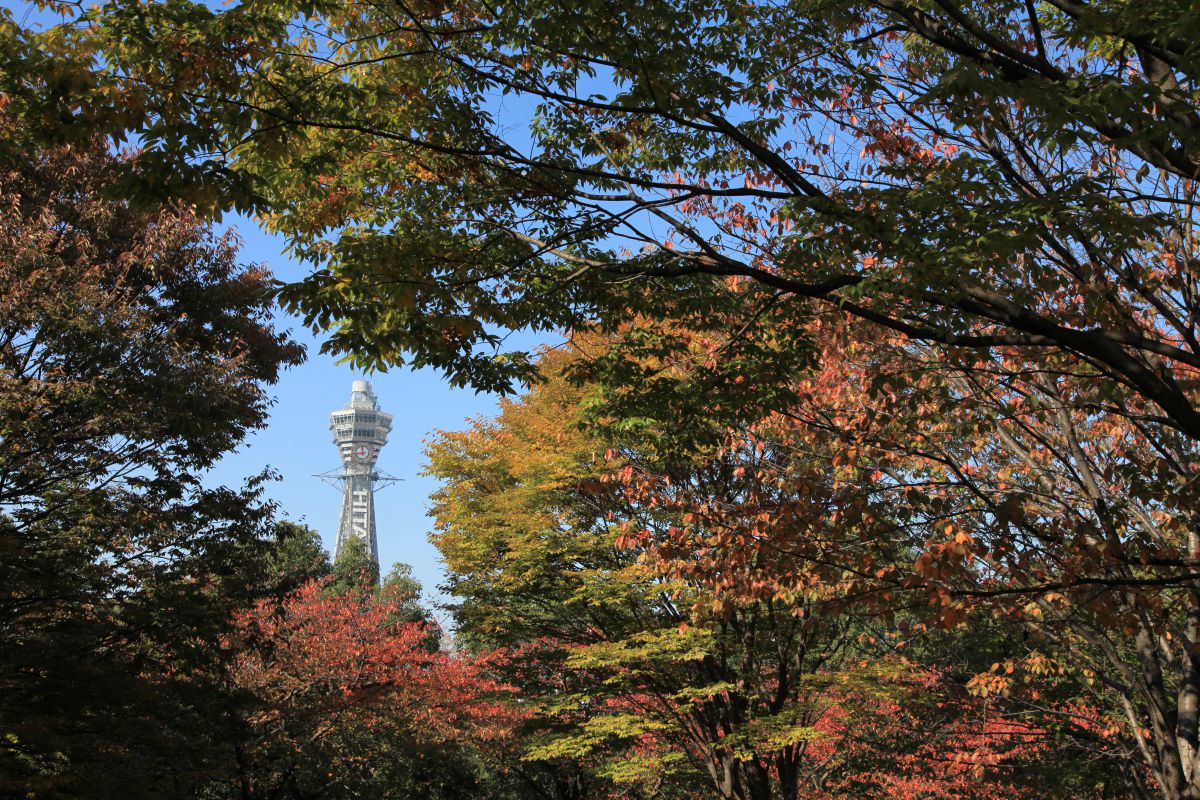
11 0 1195 417
4 2 1200 798
0 113 303 797
427 349 1119 800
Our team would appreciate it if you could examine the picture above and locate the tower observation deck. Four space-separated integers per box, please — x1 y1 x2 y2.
321 380 398 570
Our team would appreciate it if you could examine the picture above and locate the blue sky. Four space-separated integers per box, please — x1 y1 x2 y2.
1 0 554 616
0 2 543 613
210 219 538 614
4 0 700 615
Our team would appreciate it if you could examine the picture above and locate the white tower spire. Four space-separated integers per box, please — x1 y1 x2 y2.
325 380 395 569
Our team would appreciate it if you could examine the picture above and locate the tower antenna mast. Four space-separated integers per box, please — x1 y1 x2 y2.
316 380 400 573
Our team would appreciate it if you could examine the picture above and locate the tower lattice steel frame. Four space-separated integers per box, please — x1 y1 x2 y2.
318 380 400 571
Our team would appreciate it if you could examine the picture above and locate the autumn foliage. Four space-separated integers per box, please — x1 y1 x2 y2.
7 1 1200 798
0 113 302 798
426 349 1124 800
226 579 523 798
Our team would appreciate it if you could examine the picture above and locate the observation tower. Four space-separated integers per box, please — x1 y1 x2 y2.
319 380 399 570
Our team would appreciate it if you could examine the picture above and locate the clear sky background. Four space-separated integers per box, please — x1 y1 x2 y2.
2 0 554 615
209 218 537 616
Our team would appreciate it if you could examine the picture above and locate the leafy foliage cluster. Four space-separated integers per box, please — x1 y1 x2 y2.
427 350 1127 800
0 117 525 800
6 1 1200 799
0 114 303 797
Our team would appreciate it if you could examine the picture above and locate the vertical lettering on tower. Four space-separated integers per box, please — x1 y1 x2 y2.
352 487 369 537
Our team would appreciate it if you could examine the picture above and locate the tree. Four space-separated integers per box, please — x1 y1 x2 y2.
19 1 1200 796
329 537 442 649
225 578 521 800
267 520 333 595
53 0 1200 429
381 562 444 650
591 313 1166 796
427 349 1087 800
0 113 303 798
330 533 382 592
